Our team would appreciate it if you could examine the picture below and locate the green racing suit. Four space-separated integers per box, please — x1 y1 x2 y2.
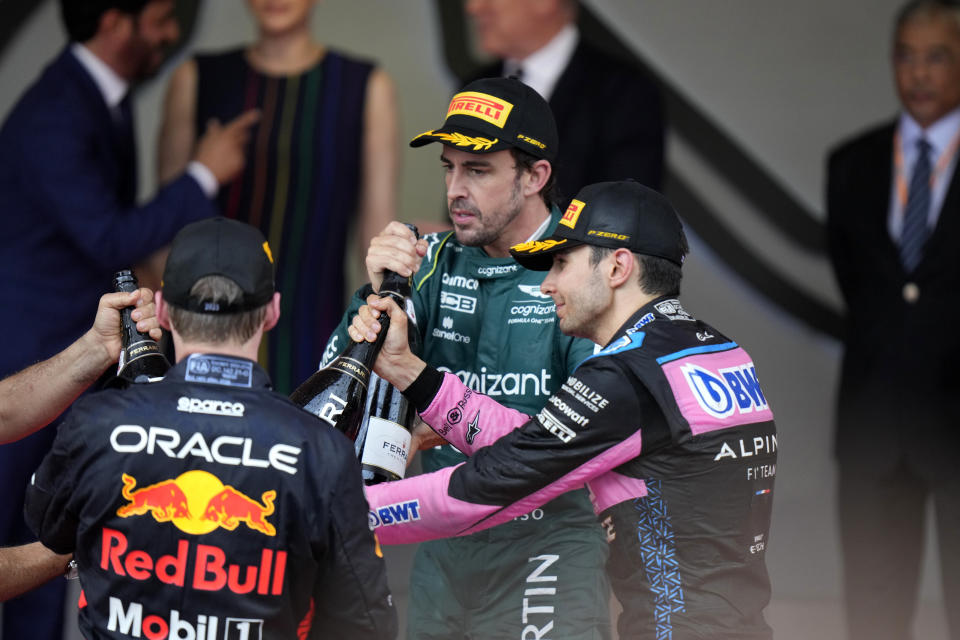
325 207 611 639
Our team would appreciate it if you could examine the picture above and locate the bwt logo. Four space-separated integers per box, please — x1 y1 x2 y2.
368 500 421 528
682 362 767 418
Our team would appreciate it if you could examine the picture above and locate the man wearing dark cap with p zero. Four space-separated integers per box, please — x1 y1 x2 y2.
324 76 611 639
350 181 778 639
25 218 396 639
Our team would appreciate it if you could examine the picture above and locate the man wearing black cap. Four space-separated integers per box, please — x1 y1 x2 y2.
325 77 611 639
351 181 778 639
24 218 396 640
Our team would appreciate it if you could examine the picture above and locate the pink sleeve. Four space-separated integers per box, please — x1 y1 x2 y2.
419 372 529 455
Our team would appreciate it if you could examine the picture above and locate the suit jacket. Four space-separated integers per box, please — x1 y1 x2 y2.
475 38 664 204
826 121 960 480
0 48 215 376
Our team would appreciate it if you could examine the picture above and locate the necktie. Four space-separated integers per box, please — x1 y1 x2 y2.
504 61 524 82
900 138 932 272
113 94 137 203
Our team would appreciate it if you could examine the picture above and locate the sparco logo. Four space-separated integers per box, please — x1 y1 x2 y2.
177 397 245 417
442 273 479 290
477 264 518 276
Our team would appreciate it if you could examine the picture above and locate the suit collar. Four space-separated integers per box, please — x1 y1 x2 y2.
70 43 129 109
505 24 578 101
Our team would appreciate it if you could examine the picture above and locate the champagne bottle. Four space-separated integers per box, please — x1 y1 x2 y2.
290 225 419 482
358 278 422 484
289 323 388 440
112 270 170 386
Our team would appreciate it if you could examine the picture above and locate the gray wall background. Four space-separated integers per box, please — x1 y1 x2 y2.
0 1 948 638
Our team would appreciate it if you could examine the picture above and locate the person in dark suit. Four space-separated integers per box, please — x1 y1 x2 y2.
466 0 664 202
0 2 256 638
826 1 960 638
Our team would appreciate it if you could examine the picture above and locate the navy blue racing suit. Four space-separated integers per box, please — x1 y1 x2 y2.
25 354 396 640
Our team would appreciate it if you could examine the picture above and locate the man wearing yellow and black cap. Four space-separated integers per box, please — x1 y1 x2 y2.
25 218 396 640
325 77 612 639
352 181 778 640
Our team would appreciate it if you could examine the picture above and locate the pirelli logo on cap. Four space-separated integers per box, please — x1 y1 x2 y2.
447 91 514 129
560 199 585 229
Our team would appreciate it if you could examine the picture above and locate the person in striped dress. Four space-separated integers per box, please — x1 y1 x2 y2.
157 0 398 392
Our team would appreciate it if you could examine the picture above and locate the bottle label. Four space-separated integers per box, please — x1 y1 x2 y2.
117 340 163 372
361 416 411 479
328 357 369 388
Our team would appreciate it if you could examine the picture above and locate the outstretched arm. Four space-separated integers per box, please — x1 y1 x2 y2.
0 542 70 603
0 288 160 444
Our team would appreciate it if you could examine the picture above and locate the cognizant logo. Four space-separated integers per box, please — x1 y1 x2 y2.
436 366 552 397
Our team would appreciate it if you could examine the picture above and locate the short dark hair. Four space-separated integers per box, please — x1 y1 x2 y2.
895 0 960 34
167 276 269 344
60 0 151 42
588 227 689 296
510 147 558 208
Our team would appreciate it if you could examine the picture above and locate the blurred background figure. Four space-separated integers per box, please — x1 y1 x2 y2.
158 0 398 393
466 0 663 202
826 1 960 638
0 1 254 638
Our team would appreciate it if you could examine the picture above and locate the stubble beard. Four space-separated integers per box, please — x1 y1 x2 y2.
450 174 524 248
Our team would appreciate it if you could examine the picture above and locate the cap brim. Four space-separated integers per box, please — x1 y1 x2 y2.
409 125 512 154
509 237 583 271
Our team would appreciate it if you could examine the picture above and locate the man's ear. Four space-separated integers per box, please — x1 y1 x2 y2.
155 290 172 331
522 159 552 198
263 292 282 332
608 248 637 289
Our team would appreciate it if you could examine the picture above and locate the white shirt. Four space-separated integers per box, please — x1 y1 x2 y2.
69 44 217 197
71 43 127 110
888 107 960 242
504 24 578 101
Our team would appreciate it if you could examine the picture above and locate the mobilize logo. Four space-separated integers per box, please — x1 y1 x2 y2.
177 397 245 418
107 595 263 639
440 291 477 314
682 362 768 420
442 273 479 290
369 500 421 528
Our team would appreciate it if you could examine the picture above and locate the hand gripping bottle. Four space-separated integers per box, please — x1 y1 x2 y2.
291 225 420 478
111 270 170 386
357 241 422 484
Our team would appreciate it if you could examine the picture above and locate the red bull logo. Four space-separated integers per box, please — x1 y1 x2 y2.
117 471 276 537
101 528 287 596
